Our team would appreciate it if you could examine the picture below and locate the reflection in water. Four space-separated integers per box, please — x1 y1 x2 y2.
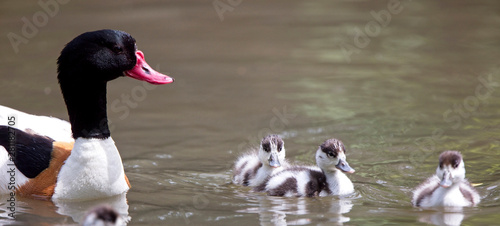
238 195 353 225
0 193 129 224
0 195 53 225
54 193 130 224
416 207 465 226
1 0 500 224
82 204 126 226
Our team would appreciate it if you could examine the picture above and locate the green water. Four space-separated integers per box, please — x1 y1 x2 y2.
1 0 500 225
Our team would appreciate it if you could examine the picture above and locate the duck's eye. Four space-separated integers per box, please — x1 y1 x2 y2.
277 145 282 152
262 144 270 152
112 45 123 53
327 152 335 158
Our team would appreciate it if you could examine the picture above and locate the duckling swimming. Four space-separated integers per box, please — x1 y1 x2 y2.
233 134 289 187
262 138 355 197
412 150 480 207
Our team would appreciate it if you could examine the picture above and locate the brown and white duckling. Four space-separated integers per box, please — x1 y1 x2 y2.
412 150 480 207
262 138 355 197
233 134 289 187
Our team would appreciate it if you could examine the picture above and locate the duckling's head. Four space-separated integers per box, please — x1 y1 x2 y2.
436 150 466 188
258 134 285 168
82 204 123 226
316 138 355 173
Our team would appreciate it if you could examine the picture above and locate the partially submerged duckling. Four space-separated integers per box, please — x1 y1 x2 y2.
412 150 480 207
233 134 289 187
82 205 124 226
262 138 355 197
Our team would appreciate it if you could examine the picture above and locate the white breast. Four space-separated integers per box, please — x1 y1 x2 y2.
325 170 354 196
53 137 129 200
419 186 473 207
413 175 480 207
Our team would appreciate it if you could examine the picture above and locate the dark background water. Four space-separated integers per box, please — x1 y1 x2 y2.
1 0 500 225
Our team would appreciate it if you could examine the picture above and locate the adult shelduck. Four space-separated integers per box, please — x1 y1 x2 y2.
412 150 480 207
0 29 173 200
232 134 290 187
263 138 355 197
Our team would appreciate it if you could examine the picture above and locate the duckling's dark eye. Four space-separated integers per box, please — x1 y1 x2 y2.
112 45 123 54
263 144 270 152
327 152 335 158
277 145 282 152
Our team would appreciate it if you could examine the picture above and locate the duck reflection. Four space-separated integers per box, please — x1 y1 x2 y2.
416 207 465 226
55 193 130 224
238 195 353 225
0 193 129 225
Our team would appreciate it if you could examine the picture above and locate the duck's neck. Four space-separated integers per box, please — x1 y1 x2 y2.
323 169 350 185
323 169 354 195
441 182 461 191
323 169 341 177
60 80 110 139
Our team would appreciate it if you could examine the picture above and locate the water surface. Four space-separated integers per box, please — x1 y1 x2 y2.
1 0 500 225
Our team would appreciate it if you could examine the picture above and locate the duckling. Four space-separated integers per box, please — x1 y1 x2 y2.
412 150 480 207
263 138 355 197
82 205 125 226
233 134 289 187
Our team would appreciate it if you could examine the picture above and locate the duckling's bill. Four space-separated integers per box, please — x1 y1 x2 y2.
439 171 453 188
336 159 355 173
268 152 281 168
